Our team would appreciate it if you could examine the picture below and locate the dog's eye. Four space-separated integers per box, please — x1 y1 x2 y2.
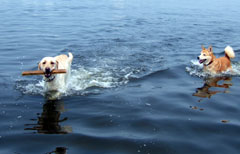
203 54 206 56
51 62 55 65
42 62 46 65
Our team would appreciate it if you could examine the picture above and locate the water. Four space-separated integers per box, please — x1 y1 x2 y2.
1 0 240 153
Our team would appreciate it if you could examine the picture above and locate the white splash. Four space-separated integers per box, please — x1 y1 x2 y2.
67 67 118 91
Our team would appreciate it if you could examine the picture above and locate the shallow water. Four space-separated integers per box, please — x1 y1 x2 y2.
1 0 240 153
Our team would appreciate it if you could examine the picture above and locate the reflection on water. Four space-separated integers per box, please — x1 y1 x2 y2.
193 77 232 99
47 147 67 154
25 100 72 134
45 91 63 101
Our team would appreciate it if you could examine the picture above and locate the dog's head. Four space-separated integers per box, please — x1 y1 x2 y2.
38 57 59 78
198 45 214 65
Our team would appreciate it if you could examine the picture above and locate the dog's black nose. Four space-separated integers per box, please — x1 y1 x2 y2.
197 57 199 60
45 67 51 73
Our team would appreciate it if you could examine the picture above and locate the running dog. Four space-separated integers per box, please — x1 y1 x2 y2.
198 45 235 74
38 53 73 93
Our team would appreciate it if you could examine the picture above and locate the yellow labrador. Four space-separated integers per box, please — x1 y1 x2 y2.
38 53 73 93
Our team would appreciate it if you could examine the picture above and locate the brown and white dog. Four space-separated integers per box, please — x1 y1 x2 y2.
198 45 235 74
38 53 73 93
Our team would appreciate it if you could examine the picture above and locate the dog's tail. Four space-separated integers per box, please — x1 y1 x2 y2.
225 46 235 59
68 52 73 62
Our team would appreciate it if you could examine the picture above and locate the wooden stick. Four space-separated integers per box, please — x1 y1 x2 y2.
22 69 67 76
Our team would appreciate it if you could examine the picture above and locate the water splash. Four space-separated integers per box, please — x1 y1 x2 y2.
186 60 240 78
16 80 45 96
65 67 129 95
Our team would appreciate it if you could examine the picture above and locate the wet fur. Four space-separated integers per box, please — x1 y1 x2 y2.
198 45 235 74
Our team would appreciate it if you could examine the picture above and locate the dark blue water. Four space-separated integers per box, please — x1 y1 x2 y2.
1 0 240 153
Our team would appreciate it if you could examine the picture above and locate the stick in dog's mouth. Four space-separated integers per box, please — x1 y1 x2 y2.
22 69 66 76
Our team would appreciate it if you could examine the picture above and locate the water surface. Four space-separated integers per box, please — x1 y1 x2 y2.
1 0 240 153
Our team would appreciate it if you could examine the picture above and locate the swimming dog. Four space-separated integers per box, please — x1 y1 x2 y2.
198 45 235 74
38 53 73 93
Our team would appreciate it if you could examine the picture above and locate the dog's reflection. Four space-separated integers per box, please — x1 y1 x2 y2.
193 76 232 99
47 147 67 154
25 100 72 134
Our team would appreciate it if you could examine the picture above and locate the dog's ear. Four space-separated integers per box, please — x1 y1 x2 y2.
38 62 41 70
208 45 212 52
56 60 59 69
201 45 205 50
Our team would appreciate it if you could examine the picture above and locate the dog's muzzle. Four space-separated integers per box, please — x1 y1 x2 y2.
198 57 206 64
44 68 52 78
